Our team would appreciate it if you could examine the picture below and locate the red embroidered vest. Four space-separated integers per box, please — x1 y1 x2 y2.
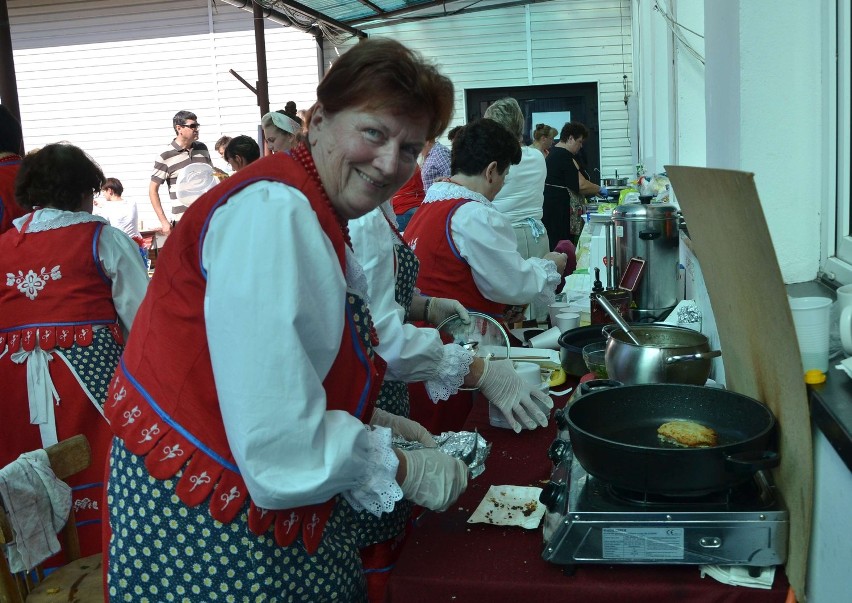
0 221 121 351
104 149 385 554
403 199 505 317
391 166 425 215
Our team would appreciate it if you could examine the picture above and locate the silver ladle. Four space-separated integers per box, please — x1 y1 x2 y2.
594 293 642 346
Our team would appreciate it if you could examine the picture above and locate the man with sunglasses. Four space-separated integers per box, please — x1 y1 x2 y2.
149 110 212 235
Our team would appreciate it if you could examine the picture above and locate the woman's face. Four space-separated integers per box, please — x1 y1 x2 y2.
263 125 295 154
566 135 585 154
309 104 428 220
539 134 554 149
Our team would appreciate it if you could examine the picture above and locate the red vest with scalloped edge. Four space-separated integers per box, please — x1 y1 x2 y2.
403 198 505 317
104 149 385 554
0 220 120 351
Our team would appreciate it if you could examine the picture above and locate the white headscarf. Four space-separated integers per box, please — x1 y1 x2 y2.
265 111 301 135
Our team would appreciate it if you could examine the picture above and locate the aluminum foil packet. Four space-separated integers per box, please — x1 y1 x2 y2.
392 430 491 478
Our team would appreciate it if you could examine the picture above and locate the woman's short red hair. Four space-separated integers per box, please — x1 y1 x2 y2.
314 39 454 141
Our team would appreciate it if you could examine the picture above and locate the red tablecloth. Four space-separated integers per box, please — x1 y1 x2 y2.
386 386 791 603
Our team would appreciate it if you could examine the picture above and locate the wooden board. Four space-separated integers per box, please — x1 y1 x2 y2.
666 166 813 601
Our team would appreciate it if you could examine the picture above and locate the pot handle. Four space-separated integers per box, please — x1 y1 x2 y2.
724 450 780 473
665 350 722 364
601 323 618 339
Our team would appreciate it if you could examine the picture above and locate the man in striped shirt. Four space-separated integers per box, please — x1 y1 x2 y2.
149 110 212 235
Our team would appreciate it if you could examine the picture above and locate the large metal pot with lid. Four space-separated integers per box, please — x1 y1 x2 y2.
604 324 721 385
612 202 680 321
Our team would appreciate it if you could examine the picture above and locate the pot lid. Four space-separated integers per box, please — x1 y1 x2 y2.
612 202 679 221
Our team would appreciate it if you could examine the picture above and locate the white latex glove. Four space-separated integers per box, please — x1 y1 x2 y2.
398 448 469 512
370 408 437 448
477 358 553 432
427 297 470 326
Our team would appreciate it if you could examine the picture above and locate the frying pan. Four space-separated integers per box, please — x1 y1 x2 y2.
566 384 778 496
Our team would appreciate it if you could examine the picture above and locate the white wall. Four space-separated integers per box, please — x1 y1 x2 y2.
4 0 319 229
327 0 636 178
638 0 822 284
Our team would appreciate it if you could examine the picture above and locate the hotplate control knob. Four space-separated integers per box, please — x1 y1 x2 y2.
539 480 567 513
548 438 570 463
554 408 569 430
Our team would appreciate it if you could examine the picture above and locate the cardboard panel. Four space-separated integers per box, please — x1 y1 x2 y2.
666 166 812 601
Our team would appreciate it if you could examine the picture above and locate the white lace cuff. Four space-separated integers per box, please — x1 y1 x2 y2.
342 425 403 517
425 344 475 402
530 257 561 308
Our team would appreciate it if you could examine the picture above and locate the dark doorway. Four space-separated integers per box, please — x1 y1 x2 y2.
465 83 601 183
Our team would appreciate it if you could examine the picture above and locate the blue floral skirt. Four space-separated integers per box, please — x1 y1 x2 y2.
106 437 367 603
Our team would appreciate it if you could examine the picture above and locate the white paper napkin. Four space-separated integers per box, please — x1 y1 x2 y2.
467 485 545 529
699 565 776 589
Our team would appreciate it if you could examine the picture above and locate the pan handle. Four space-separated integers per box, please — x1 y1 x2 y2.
665 350 722 364
724 450 780 473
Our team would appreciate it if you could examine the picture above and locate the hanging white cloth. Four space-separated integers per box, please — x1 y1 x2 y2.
0 449 72 572
11 346 60 447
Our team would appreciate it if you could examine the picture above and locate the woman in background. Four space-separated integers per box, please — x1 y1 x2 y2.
530 124 557 157
223 134 261 172
0 105 26 234
404 119 566 432
485 99 551 323
261 101 303 154
0 143 148 558
541 121 608 249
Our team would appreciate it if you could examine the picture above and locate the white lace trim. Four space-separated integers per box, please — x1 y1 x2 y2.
16 209 107 233
422 181 490 206
425 344 475 402
344 246 370 303
343 425 403 517
530 257 562 308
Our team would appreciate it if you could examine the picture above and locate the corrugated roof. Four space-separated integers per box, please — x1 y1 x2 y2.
298 0 439 24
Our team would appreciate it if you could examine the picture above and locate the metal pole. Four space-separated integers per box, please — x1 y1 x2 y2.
0 0 22 129
253 1 270 118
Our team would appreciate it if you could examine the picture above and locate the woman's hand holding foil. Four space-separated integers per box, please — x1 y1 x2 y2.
396 448 469 512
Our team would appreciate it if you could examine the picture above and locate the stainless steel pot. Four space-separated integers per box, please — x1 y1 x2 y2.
604 324 721 385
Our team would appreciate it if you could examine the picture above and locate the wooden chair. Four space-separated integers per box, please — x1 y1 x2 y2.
0 435 103 603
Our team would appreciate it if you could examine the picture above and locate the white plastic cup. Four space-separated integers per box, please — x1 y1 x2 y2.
789 296 832 372
527 326 562 350
837 284 852 312
555 312 581 333
548 302 571 326
489 362 548 429
513 361 543 387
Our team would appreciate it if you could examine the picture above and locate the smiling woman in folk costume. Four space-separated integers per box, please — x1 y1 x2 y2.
0 143 148 558
102 39 468 602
